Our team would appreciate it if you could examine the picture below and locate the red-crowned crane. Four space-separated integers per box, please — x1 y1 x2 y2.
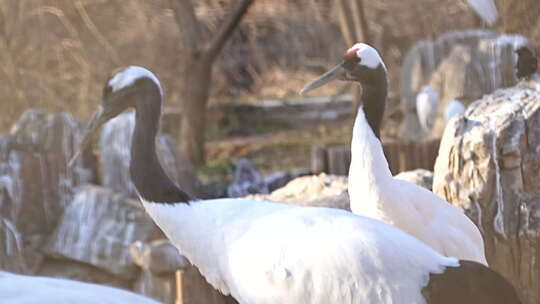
301 43 488 266
69 65 519 303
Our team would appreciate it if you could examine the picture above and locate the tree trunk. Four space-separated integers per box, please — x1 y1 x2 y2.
170 0 254 165
178 59 213 167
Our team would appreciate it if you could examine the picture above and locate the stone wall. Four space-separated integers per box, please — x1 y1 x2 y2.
433 79 540 303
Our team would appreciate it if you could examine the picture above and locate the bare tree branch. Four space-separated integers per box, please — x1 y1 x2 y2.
169 0 204 54
74 0 120 64
351 0 371 43
203 0 255 60
336 0 356 46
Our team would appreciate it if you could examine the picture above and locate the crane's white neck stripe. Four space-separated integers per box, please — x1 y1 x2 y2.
109 66 163 95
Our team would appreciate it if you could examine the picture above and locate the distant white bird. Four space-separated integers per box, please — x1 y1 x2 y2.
301 43 488 265
416 85 439 133
466 0 498 26
0 271 160 304
445 99 466 123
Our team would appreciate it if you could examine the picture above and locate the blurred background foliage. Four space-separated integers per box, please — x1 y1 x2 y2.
0 0 539 132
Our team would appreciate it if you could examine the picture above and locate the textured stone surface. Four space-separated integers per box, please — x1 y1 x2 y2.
394 169 434 190
46 185 155 279
0 135 20 224
0 218 26 273
99 111 200 198
433 80 540 303
2 109 93 270
248 173 350 210
400 30 529 139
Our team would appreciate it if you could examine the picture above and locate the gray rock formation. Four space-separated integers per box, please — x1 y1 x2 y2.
394 169 433 190
0 135 20 225
45 185 155 280
433 79 540 303
99 111 200 198
1 109 93 271
0 218 26 273
400 30 529 139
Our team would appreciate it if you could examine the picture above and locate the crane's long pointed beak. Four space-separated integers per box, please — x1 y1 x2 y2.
299 64 347 95
68 105 107 168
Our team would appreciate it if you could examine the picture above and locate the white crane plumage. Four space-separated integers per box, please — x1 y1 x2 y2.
0 271 160 304
69 64 519 303
302 43 487 265
416 85 440 133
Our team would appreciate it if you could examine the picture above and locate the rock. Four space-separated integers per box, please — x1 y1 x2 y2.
0 135 20 224
45 185 155 280
130 240 189 275
400 30 529 140
433 80 540 303
249 173 349 210
394 169 433 190
99 111 200 198
227 158 268 197
3 109 93 270
0 218 26 273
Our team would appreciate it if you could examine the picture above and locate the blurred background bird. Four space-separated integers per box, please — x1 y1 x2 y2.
416 86 440 135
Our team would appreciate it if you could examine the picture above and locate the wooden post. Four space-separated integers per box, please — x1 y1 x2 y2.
175 267 229 304
175 270 183 304
311 146 328 174
327 146 351 175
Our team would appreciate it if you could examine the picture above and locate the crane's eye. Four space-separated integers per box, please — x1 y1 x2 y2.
343 55 361 69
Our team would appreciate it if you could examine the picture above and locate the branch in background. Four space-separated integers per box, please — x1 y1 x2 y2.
74 0 120 65
336 0 370 45
169 0 204 54
351 0 370 44
336 0 356 46
204 0 255 60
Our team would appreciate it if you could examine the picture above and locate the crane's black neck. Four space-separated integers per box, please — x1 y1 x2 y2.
360 65 388 139
129 84 191 204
